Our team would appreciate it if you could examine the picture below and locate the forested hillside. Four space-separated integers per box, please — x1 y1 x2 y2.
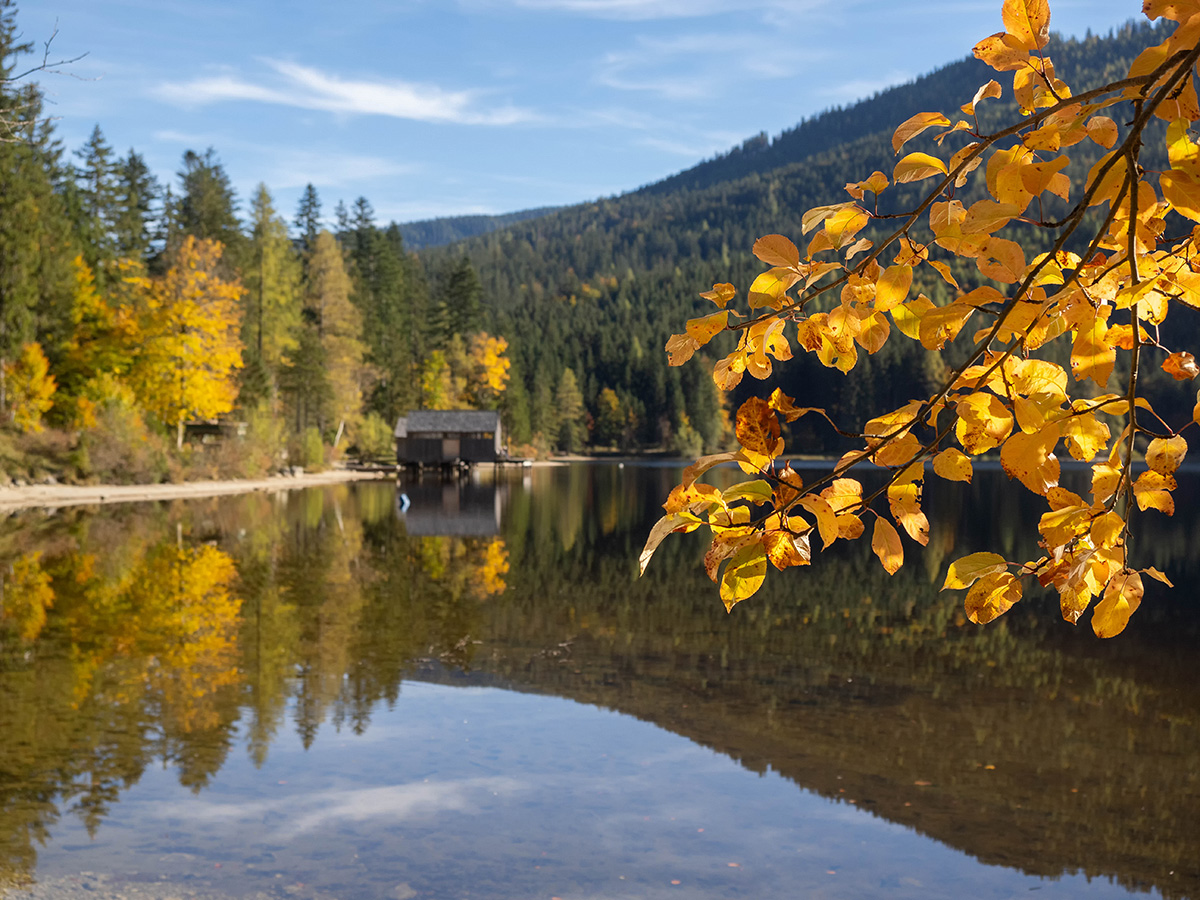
0 0 1187 482
421 17 1199 456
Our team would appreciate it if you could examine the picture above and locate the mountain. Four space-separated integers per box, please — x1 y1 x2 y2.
397 206 562 250
413 19 1191 454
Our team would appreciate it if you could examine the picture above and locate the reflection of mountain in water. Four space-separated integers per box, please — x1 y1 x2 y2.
1 467 1198 897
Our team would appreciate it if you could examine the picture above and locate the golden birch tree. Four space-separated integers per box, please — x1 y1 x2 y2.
644 0 1200 638
129 236 244 447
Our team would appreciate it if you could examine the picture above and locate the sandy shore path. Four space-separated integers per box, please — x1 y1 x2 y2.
0 468 396 513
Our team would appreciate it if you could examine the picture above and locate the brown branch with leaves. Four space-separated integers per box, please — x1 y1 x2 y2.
644 0 1200 637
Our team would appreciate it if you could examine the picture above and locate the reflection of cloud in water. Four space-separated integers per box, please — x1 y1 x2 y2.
154 778 527 839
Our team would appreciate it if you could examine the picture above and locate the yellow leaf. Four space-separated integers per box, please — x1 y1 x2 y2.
748 268 800 310
973 31 1031 72
764 530 811 570
962 79 1003 115
1071 311 1115 387
943 552 1007 589
888 482 930 546
665 332 701 367
965 571 1023 624
894 152 948 183
892 112 952 154
640 513 696 575
1086 115 1118 149
767 388 822 423
961 200 1022 235
686 310 729 345
919 302 974 350
802 202 856 235
1133 470 1176 515
1061 411 1109 461
821 478 863 514
723 479 774 505
1002 0 1050 49
1091 462 1121 505
700 283 737 308
975 236 1027 283
798 495 839 549
713 352 745 390
856 310 891 354
752 235 801 268
875 265 913 312
1091 571 1144 638
1000 424 1061 494
871 517 904 575
1143 566 1173 587
1143 0 1200 20
681 451 738 487
719 542 768 611
1145 435 1187 476
664 482 722 515
956 392 1014 454
892 295 934 341
933 448 973 482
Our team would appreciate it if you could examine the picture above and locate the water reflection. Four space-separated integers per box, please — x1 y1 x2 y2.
0 466 1197 898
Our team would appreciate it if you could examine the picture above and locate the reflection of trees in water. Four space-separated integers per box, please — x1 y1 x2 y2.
0 469 1197 895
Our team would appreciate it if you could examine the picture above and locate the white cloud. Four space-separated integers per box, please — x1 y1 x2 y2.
596 32 816 100
162 778 528 840
155 59 536 126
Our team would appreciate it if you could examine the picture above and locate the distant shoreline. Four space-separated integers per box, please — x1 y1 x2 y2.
0 468 396 513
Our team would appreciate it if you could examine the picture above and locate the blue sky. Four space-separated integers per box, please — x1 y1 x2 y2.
22 0 1142 228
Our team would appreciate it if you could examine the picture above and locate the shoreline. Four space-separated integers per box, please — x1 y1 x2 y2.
0 468 396 513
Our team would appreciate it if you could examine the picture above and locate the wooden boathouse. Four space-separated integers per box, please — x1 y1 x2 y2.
394 410 504 467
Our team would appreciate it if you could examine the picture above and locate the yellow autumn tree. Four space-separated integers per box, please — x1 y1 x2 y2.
128 236 244 447
645 0 1200 638
3 342 56 433
307 230 365 440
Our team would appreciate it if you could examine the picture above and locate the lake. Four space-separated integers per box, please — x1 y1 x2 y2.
0 463 1198 900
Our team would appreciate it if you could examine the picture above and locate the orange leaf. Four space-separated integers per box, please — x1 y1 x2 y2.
665 333 700 367
965 572 1023 624
734 397 782 456
1163 351 1200 380
752 235 801 268
973 31 1031 72
1002 0 1050 50
1000 424 1061 494
686 310 729 345
871 517 904 575
933 448 973 482
875 265 912 311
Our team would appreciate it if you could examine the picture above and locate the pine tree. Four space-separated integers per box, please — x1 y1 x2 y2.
71 125 118 267
112 150 159 265
177 148 244 269
294 184 322 255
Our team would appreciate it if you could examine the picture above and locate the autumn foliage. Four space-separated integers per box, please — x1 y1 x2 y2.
645 0 1200 637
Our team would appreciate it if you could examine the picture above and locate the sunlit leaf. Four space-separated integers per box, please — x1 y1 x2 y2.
752 235 801 268
894 152 949 183
798 495 839 549
933 448 973 482
686 310 729 345
640 513 698 575
943 552 1008 590
1163 351 1200 380
1145 435 1187 476
1133 470 1176 515
892 112 952 154
871 517 904 575
665 332 701 367
700 283 737 308
719 542 768 611
965 571 1023 624
764 530 811 570
1092 570 1144 638
1000 424 1061 495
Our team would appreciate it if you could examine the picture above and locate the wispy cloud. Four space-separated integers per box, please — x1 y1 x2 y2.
596 32 816 100
155 59 536 126
161 778 527 841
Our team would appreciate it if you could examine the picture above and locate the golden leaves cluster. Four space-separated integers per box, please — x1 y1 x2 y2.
647 0 1200 635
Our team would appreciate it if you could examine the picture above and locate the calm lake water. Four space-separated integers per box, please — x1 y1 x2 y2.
1 463 1198 899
